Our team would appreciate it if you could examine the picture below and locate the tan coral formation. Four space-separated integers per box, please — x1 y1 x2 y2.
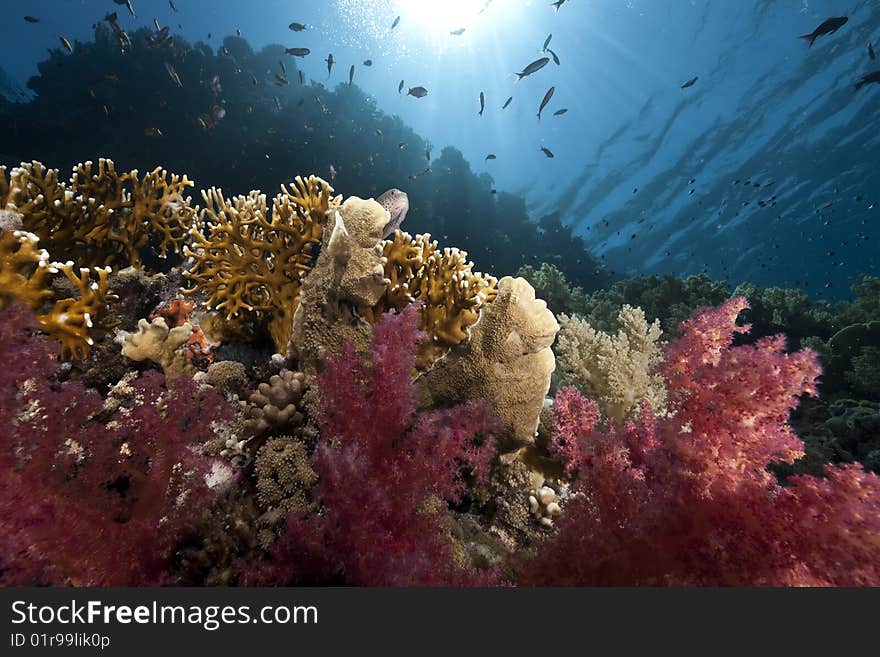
0 224 114 359
116 316 196 380
555 305 666 426
3 159 195 269
184 176 341 353
288 196 390 373
243 369 307 436
360 230 499 369
418 276 559 446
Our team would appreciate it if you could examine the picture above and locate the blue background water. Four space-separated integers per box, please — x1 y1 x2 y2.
2 0 878 299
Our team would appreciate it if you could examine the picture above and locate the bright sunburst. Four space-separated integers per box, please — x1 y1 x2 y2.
392 0 488 33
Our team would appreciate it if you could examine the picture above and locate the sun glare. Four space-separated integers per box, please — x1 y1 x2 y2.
392 0 488 33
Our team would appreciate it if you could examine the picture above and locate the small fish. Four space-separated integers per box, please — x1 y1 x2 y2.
289 22 307 32
425 144 431 161
145 25 171 48
298 70 304 84
855 70 880 90
251 74 258 85
154 18 161 31
24 16 40 23
551 0 566 11
59 36 73 54
169 1 178 12
870 42 877 61
398 141 407 150
144 127 163 137
398 79 405 93
540 146 554 158
273 96 282 111
408 167 431 180
236 28 242 37
329 164 337 182
376 128 383 138
546 47 560 65
516 57 549 81
325 53 334 77
537 86 555 121
553 108 568 116
408 86 428 98
485 154 496 160
285 47 310 57
363 59 373 66
349 64 355 85
799 17 848 48
681 76 698 89
113 0 136 18
392 16 401 30
209 74 222 95
479 91 485 116
275 73 289 86
502 96 513 109
543 34 552 51
450 28 466 36
279 60 286 75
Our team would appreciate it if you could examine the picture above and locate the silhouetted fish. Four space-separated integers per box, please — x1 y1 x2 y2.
325 53 334 77
24 15 40 23
479 91 485 116
546 47 560 65
502 96 513 109
285 47 310 57
59 35 73 53
543 34 552 51
799 17 847 48
551 0 567 11
869 42 876 60
450 28 466 36
169 1 178 12
681 76 698 89
485 154 496 160
540 146 554 158
553 108 568 116
516 57 550 80
398 79 405 93
349 65 355 85
855 70 880 90
537 86 555 120
392 16 400 30
363 59 373 66
289 22 307 32
408 86 428 98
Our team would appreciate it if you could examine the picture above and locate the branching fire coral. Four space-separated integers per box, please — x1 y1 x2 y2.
184 176 341 353
525 298 880 586
4 159 196 269
361 230 499 369
0 304 232 586
0 226 114 359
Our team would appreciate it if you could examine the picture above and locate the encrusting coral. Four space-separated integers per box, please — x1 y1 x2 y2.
288 195 390 372
418 276 559 446
555 305 666 426
361 230 499 369
184 176 341 354
3 159 196 269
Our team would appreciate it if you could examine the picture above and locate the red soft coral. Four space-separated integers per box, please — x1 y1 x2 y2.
0 304 231 586
523 298 880 586
247 305 498 586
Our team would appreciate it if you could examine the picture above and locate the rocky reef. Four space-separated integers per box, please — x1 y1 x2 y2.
2 159 879 587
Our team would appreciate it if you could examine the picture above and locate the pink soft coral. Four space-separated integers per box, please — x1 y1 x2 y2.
0 304 231 586
527 298 880 586
246 305 498 586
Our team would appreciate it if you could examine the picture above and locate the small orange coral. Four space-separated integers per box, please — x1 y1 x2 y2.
183 176 341 353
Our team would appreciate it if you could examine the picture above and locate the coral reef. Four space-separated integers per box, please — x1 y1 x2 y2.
243 369 308 436
555 305 666 425
3 159 196 269
418 277 559 446
116 316 197 380
362 230 498 369
522 299 880 586
288 195 389 372
184 176 340 353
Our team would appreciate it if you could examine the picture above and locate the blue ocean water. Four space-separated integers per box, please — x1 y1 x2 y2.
2 0 878 298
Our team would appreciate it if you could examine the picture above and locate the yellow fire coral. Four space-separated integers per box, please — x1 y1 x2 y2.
0 226 114 360
555 305 667 426
361 230 499 369
184 176 341 353
4 159 196 269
